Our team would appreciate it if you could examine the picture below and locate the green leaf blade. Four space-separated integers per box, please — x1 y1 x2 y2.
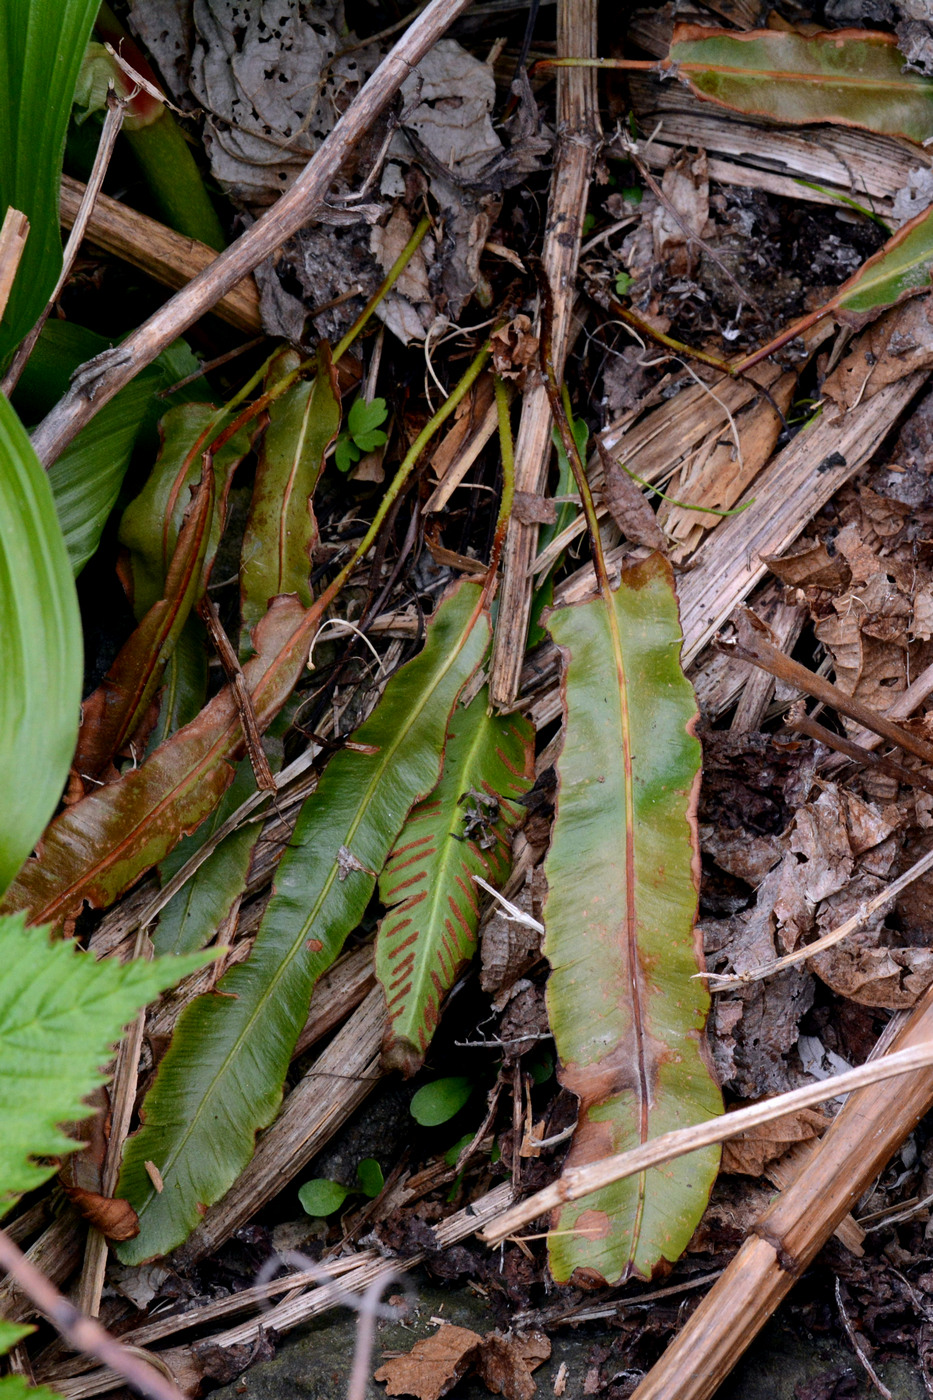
377 689 533 1074
543 554 720 1286
670 25 933 144
117 582 489 1262
0 0 100 359
0 393 81 896
240 349 340 645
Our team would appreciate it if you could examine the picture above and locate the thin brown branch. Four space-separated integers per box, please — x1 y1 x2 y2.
726 609 933 768
784 707 933 796
30 0 475 470
0 1227 186 1400
198 596 276 792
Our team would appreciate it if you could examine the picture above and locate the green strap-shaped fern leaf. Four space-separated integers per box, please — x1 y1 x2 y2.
377 688 533 1074
544 554 721 1286
0 911 211 1214
117 581 490 1263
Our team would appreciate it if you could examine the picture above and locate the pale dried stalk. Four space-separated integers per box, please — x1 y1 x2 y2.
488 0 600 707
706 843 933 992
0 208 29 321
30 0 475 469
478 1041 933 1246
58 176 261 334
627 980 933 1400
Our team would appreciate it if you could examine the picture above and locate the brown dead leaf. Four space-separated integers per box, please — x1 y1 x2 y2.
491 316 539 384
596 442 666 551
721 1107 829 1177
651 148 710 278
61 1185 140 1241
375 1325 549 1400
823 299 933 414
375 1325 481 1400
763 539 850 592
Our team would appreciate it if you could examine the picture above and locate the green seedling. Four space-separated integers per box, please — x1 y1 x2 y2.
335 396 389 473
298 1156 385 1218
410 1075 474 1126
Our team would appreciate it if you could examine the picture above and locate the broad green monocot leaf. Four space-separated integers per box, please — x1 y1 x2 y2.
0 910 211 1212
544 554 721 1286
117 581 489 1262
377 688 532 1074
13 323 203 575
0 393 81 897
669 25 933 144
0 0 99 360
827 202 933 327
240 348 340 648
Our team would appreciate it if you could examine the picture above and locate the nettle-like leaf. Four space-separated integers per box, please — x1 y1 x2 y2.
0 910 211 1213
543 553 721 1286
0 393 81 897
0 0 100 360
377 688 533 1074
668 25 933 145
117 581 490 1263
240 347 340 646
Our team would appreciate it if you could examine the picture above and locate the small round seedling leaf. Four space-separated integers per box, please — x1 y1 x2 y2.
298 1178 349 1217
410 1076 473 1127
443 1133 474 1167
357 1157 384 1198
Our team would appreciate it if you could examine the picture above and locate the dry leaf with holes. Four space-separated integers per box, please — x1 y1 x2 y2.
491 316 539 384
651 149 711 278
375 1325 549 1400
822 299 933 414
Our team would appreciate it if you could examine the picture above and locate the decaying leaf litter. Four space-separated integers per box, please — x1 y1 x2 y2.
13 0 933 1396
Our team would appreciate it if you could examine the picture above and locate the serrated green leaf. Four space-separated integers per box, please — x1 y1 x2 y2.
116 581 490 1262
669 25 933 145
543 553 721 1286
297 1179 348 1217
240 348 340 648
0 1323 34 1356
377 689 532 1074
0 911 211 1212
0 0 100 360
0 1376 60 1400
0 393 81 897
410 1076 473 1127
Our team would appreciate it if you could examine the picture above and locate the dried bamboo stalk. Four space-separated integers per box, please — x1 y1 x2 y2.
627 982 933 1400
488 0 599 707
677 371 929 667
31 0 476 469
58 176 261 333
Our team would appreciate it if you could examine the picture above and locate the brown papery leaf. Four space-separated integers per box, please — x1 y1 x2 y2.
721 1108 829 1177
62 1185 140 1241
374 1325 481 1400
596 441 666 551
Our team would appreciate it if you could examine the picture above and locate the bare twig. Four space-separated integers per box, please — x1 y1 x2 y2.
479 1042 933 1246
0 1227 186 1400
835 1278 893 1400
30 0 475 469
198 596 276 792
783 707 933 797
